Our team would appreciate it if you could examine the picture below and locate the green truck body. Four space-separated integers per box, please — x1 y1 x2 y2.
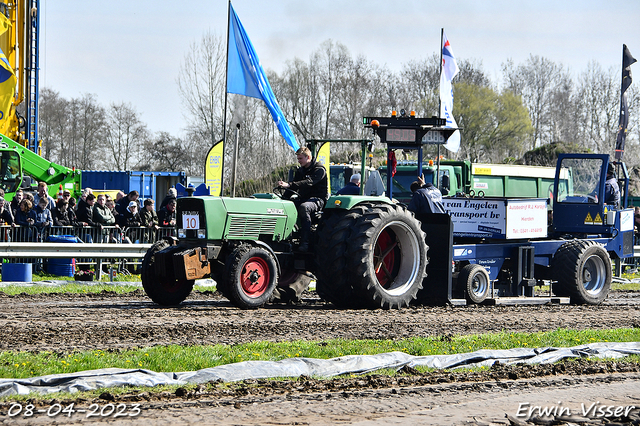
378 160 566 204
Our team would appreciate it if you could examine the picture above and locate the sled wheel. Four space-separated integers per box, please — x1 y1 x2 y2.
459 263 490 304
552 240 611 305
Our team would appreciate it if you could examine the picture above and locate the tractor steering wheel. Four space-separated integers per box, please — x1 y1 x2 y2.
273 186 300 199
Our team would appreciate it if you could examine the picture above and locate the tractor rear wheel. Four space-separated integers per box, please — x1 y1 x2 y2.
347 204 428 309
142 240 194 306
315 207 368 308
224 245 278 309
552 240 611 305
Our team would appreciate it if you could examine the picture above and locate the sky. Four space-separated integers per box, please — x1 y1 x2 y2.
40 0 640 137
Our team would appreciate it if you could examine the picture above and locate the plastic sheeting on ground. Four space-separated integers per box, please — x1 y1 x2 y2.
1 342 638 397
0 279 218 288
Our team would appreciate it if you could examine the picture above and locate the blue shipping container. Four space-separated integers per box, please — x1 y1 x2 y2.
81 171 186 203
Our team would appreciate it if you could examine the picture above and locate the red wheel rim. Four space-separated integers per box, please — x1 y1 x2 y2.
374 229 397 287
241 256 270 297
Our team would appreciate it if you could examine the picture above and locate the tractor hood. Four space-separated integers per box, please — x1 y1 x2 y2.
177 196 297 242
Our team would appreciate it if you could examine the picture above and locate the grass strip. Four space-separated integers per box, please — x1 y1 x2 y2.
1 328 638 379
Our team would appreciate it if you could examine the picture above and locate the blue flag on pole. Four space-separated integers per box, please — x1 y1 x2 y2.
227 4 299 151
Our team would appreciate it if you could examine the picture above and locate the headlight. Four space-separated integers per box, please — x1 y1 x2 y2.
197 229 206 239
178 229 186 238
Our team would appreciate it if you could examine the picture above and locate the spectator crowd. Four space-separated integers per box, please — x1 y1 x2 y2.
0 183 178 242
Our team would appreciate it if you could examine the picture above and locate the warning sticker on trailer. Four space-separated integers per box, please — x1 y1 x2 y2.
584 212 593 224
594 213 603 224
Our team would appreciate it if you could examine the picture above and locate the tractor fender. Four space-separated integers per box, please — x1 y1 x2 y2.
249 240 281 275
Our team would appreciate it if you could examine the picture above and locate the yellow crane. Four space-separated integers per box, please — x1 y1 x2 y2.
0 0 38 150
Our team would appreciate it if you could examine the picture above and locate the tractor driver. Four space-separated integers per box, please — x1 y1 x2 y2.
277 147 328 252
604 163 620 207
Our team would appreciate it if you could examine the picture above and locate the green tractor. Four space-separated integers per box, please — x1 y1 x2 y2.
141 191 428 309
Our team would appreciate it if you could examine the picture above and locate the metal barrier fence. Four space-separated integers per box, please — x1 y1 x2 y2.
0 225 175 278
0 225 176 244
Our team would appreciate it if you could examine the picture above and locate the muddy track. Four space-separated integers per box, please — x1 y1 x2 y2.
0 289 639 425
0 289 639 352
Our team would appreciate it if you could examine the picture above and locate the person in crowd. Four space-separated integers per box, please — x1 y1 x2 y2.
24 192 35 205
33 182 56 209
141 198 159 228
140 198 159 242
102 196 122 243
93 194 117 227
61 189 75 208
51 198 75 227
159 188 177 210
69 196 77 211
76 193 98 227
106 197 116 214
604 163 620 207
408 174 446 215
14 199 35 241
115 190 125 203
277 147 329 251
14 199 34 226
33 197 53 237
10 188 23 217
75 193 98 243
119 201 142 228
336 173 361 195
158 199 176 227
0 196 14 225
116 190 140 215
75 188 89 214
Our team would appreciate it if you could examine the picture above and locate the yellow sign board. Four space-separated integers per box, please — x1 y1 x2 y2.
317 142 331 195
205 140 224 196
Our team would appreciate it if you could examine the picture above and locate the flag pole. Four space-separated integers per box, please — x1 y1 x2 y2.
439 28 443 118
436 28 443 189
220 0 232 192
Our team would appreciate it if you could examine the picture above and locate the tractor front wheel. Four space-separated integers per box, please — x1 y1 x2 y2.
224 245 278 309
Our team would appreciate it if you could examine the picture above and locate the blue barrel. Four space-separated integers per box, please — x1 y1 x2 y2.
3 263 33 282
46 235 80 277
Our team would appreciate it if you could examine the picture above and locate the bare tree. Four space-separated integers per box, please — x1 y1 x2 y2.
105 102 148 170
39 87 69 165
64 93 106 170
577 62 619 153
177 31 226 148
502 55 564 149
398 54 439 116
312 40 350 139
143 131 190 172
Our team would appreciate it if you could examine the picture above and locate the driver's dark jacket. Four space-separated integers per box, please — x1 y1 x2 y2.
289 159 329 202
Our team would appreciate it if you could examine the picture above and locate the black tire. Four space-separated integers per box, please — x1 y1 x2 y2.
315 207 368 308
141 240 194 306
348 204 428 309
459 264 490 304
224 245 278 309
552 240 611 305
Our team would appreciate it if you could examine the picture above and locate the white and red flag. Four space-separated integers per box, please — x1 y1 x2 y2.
440 30 461 153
